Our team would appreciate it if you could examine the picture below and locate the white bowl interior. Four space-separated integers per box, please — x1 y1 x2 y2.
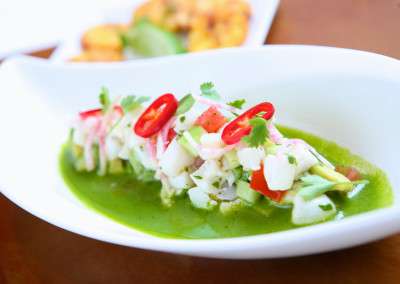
0 46 399 258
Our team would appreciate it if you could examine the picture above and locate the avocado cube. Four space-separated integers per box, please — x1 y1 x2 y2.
177 126 206 156
236 180 260 204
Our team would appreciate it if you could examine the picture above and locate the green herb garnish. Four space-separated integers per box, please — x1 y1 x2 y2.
193 175 203 179
121 95 150 113
99 87 111 112
319 204 333 211
241 170 251 182
227 99 246 109
200 82 220 101
241 117 269 147
288 155 297 165
212 181 220 188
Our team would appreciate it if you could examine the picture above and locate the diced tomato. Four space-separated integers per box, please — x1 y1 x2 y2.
114 105 123 115
166 128 177 147
79 105 123 120
134 93 178 138
222 102 275 145
335 166 362 181
195 106 227 133
250 164 286 202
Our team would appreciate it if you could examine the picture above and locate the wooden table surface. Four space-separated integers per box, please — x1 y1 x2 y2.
1 0 400 283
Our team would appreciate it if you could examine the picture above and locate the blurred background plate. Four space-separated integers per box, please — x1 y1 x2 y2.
0 0 130 57
50 0 280 62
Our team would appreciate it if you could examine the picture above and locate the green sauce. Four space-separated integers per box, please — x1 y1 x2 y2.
60 126 393 239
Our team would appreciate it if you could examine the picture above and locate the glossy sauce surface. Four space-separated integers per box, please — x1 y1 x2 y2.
60 126 393 239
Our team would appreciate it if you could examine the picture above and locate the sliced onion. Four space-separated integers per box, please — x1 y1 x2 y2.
199 144 236 160
268 123 284 144
160 116 176 147
193 95 239 113
83 119 100 171
145 138 157 163
98 137 107 176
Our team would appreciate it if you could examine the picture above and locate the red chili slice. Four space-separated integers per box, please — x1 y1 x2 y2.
250 164 286 202
79 106 123 120
221 102 275 145
134 93 178 138
166 128 177 147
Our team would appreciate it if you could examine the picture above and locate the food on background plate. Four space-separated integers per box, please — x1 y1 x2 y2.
61 83 393 238
70 0 251 62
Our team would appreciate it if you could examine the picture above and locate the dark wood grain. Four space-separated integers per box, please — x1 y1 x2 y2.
267 0 400 59
1 0 400 283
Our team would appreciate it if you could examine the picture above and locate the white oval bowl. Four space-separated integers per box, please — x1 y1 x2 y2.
0 46 399 259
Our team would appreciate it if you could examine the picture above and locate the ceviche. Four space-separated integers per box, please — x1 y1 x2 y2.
60 82 393 239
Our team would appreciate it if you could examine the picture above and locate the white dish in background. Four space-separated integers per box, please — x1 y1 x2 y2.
0 46 399 259
0 0 117 58
50 0 280 62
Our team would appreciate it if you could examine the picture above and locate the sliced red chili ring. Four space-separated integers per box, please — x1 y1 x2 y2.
134 93 178 138
79 108 102 120
221 102 275 145
166 128 177 146
79 106 123 120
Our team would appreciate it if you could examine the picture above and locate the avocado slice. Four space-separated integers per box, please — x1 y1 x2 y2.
236 180 260 204
310 165 353 191
108 159 125 174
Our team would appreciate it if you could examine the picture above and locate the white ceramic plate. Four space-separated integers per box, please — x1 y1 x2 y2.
50 0 280 62
1 46 399 259
0 0 113 58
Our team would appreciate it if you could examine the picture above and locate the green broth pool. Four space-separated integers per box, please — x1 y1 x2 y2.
60 126 393 239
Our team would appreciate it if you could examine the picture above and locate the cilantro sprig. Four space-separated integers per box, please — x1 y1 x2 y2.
241 117 269 147
288 155 297 165
227 99 246 109
121 95 150 113
99 87 111 112
319 204 334 211
200 82 220 101
106 94 149 136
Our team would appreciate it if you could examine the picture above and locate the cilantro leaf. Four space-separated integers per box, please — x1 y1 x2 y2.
288 155 297 165
176 93 195 115
227 99 246 109
200 82 220 101
212 180 220 188
121 95 150 113
241 117 269 147
99 87 111 112
319 203 333 211
241 170 251 182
